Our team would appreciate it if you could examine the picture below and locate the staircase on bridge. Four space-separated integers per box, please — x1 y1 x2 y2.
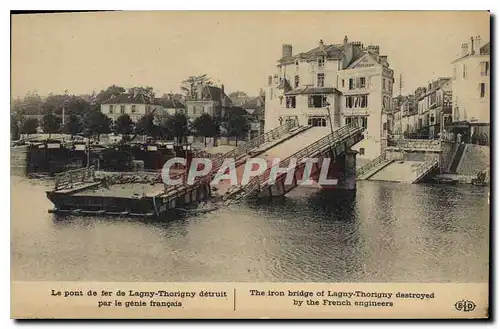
223 121 365 204
448 143 466 173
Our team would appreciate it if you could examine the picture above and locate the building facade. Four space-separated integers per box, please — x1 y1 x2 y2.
242 95 265 140
264 37 394 160
185 85 232 119
392 78 452 140
450 36 490 138
100 93 185 122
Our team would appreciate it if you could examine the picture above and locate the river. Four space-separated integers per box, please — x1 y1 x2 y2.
11 175 489 282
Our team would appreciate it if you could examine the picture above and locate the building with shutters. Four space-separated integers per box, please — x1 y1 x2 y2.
264 36 394 160
449 35 490 140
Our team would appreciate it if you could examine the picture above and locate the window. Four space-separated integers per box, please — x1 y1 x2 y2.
383 122 387 131
362 117 368 129
131 105 136 113
294 75 300 88
462 64 467 78
349 78 354 90
318 56 325 68
308 95 328 108
481 61 490 76
317 73 325 87
359 148 365 155
341 79 345 88
146 105 152 114
286 96 296 108
295 60 299 66
360 77 366 88
480 83 486 98
120 105 125 114
382 78 387 91
308 116 327 127
346 95 368 108
109 105 114 114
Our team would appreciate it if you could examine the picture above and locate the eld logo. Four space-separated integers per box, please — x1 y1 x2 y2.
455 300 476 312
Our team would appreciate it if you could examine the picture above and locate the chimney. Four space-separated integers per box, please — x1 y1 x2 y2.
474 35 482 51
470 36 475 55
282 44 293 57
344 35 348 45
221 84 224 93
461 43 469 57
319 39 324 47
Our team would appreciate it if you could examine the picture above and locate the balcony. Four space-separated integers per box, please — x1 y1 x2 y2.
342 108 369 116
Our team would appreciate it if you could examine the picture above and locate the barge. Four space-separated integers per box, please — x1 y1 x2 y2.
45 166 212 218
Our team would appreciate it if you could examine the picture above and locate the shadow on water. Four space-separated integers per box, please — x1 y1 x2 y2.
247 188 357 222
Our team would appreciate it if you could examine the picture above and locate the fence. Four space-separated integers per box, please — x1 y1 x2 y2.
237 121 363 200
54 166 96 190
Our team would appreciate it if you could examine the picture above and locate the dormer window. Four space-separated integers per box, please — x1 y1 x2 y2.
318 56 325 68
295 60 299 66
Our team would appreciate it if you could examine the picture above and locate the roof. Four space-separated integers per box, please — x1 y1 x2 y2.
187 85 233 106
285 87 341 96
153 98 185 108
480 42 490 55
101 93 153 105
241 96 265 110
452 41 490 63
278 44 344 64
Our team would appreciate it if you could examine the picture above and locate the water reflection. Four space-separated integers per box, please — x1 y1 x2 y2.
11 176 489 282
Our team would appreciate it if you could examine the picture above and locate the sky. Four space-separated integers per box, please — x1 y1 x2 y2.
11 11 490 99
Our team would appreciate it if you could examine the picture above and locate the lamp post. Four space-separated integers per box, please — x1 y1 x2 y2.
325 101 334 135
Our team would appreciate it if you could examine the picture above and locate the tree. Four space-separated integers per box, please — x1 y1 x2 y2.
11 115 20 140
63 114 83 138
128 86 155 99
41 113 61 139
135 114 159 138
13 91 43 115
163 113 189 144
192 113 217 146
114 114 134 140
96 85 126 103
82 109 112 140
226 114 249 146
20 118 38 138
181 74 213 98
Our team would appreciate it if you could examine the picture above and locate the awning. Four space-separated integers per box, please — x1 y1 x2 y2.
286 87 341 96
445 120 471 129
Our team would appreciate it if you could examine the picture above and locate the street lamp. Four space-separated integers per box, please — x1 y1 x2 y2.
325 101 334 135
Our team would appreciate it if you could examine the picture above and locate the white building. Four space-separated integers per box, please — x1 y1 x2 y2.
100 93 185 122
451 35 490 138
264 36 394 160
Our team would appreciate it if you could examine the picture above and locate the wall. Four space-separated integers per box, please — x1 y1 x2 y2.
338 65 386 160
100 103 147 122
452 54 490 123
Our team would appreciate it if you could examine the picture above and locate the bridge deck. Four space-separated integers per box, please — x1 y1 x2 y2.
212 127 333 196
256 127 332 160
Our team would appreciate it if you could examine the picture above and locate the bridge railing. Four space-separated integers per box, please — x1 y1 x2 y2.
234 121 364 200
54 166 96 190
413 154 440 183
162 118 300 195
356 152 404 178
392 139 441 151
